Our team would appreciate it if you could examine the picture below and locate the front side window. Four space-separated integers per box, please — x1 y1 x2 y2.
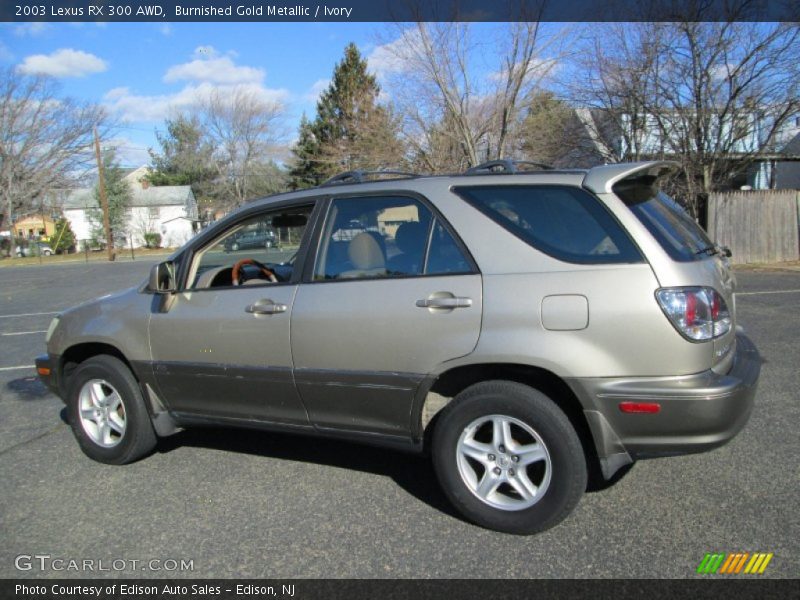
454 185 643 264
314 196 473 280
188 205 312 289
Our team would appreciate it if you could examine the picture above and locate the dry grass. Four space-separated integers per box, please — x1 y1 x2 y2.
0 247 174 268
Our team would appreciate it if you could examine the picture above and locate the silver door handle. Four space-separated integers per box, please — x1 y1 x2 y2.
246 302 287 315
415 297 472 309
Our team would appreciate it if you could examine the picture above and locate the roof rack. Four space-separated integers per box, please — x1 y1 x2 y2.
465 159 554 174
321 169 420 187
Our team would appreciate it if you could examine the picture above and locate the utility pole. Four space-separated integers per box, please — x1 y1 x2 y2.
93 126 115 261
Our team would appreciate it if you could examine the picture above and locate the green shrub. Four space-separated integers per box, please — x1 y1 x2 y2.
50 218 76 254
143 232 162 249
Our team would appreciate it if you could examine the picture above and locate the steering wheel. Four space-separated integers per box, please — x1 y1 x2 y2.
232 258 278 285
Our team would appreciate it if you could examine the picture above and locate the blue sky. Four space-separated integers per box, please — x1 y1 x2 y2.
1 21 434 167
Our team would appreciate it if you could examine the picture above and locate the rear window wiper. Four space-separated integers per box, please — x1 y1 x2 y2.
695 244 719 256
695 244 732 258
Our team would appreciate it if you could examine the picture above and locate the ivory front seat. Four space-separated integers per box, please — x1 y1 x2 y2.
339 232 386 278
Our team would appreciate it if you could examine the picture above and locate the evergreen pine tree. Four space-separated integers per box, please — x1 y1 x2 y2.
147 114 216 205
288 114 322 190
290 43 403 188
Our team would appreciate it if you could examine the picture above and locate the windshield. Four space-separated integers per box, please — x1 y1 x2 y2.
614 181 713 262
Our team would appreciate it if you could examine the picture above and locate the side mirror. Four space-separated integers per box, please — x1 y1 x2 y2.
149 261 177 293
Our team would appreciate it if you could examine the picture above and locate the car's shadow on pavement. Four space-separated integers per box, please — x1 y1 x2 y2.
54 406 626 518
156 426 467 523
6 376 50 399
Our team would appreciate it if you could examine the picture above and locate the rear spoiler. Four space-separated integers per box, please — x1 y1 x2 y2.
582 161 680 195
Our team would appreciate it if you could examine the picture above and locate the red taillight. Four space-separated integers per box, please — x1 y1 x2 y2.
619 401 661 414
711 293 720 320
685 293 697 326
656 287 732 342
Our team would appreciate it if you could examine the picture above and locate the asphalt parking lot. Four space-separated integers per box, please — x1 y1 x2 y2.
0 260 797 579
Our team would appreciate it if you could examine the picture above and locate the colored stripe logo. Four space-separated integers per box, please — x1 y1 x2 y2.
697 552 773 574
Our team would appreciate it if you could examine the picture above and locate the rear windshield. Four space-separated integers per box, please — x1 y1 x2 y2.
614 181 713 262
454 185 642 264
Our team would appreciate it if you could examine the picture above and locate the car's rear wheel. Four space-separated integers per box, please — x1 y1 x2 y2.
432 380 586 534
231 242 240 251
67 355 156 465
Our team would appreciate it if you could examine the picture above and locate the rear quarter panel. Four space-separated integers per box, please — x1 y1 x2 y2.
420 181 713 378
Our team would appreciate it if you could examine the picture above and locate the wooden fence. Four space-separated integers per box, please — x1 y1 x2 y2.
707 190 800 264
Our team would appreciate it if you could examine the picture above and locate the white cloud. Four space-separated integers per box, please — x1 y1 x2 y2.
18 48 107 78
368 42 407 79
108 137 151 166
104 82 290 123
104 87 130 100
158 24 173 36
104 48 287 123
14 22 50 37
304 78 330 103
367 30 423 79
164 56 264 85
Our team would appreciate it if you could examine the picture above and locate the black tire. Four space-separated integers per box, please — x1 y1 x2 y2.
432 380 586 534
67 355 157 465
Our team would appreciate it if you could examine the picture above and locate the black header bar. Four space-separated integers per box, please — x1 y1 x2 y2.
2 0 798 22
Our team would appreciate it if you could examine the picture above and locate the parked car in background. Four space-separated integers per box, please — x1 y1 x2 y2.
16 242 53 257
223 227 277 252
37 159 760 535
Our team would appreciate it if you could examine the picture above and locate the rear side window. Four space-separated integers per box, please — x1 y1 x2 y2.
454 185 642 264
614 181 712 262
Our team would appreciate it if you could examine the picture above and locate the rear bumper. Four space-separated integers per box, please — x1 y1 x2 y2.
568 331 760 478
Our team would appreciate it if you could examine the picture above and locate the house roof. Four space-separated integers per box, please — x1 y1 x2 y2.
781 132 800 156
62 186 195 210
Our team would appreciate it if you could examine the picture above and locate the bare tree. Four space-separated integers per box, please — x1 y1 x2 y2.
0 68 107 247
569 19 800 216
198 87 285 208
567 22 667 164
379 19 565 172
653 21 799 208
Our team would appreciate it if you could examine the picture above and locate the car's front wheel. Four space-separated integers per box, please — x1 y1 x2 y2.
67 355 157 465
432 381 586 534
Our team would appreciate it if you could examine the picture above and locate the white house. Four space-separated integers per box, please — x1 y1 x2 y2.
62 167 199 249
615 110 800 190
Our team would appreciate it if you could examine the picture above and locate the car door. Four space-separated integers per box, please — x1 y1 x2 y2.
291 194 482 437
148 204 316 426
